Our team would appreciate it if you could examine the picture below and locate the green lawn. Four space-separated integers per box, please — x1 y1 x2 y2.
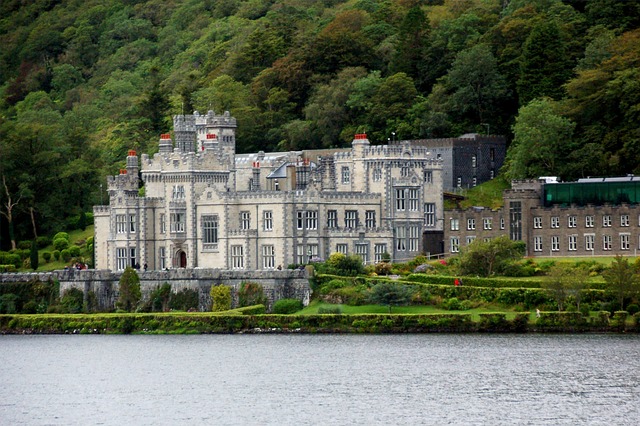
35 226 94 271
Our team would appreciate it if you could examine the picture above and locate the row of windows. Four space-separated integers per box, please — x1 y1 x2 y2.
533 214 636 229
395 188 421 211
116 214 136 234
451 217 505 231
532 234 635 252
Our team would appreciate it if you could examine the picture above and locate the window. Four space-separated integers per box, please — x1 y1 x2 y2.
471 155 477 168
159 247 166 270
263 211 273 231
500 217 505 230
365 210 376 228
620 234 630 250
262 245 275 269
345 210 358 228
483 218 492 230
401 163 410 177
603 235 612 251
129 248 136 267
296 245 305 264
490 169 495 179
202 215 219 249
466 236 476 245
231 245 244 269
603 215 612 227
336 244 348 254
621 215 630 227
467 218 476 230
585 234 595 252
355 243 368 263
490 148 495 161
116 248 127 271
586 215 594 228
424 170 432 183
457 177 462 188
160 213 166 234
425 203 436 227
409 225 420 252
551 236 560 252
472 177 477 187
568 235 577 251
170 212 186 233
305 211 318 230
374 244 387 263
241 211 250 230
373 168 382 182
534 236 542 252
450 218 459 231
129 214 136 233
450 237 460 253
327 210 337 228
172 185 185 199
408 189 419 211
551 217 560 228
297 211 304 230
341 166 350 184
116 215 126 234
533 217 542 229
568 216 577 228
396 226 406 251
509 202 522 241
308 244 318 261
395 189 406 211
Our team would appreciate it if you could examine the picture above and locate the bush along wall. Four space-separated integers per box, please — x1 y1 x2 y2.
1 311 638 334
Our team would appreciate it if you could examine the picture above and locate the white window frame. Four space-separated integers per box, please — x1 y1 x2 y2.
374 244 387 263
408 189 419 211
396 226 406 251
160 213 166 234
345 210 357 228
336 244 348 254
327 210 337 228
305 211 318 230
425 203 436 227
483 218 492 230
450 218 459 231
534 236 542 252
620 233 630 250
568 234 577 251
409 225 420 252
551 217 560 228
603 235 612 251
585 234 595 252
355 243 368 264
116 214 126 234
241 211 250 230
621 215 630 227
450 237 460 253
603 215 612 227
467 218 475 230
586 215 594 228
568 216 577 228
263 210 273 231
533 217 542 229
202 215 218 250
395 189 406 211
231 245 244 269
170 212 186 233
262 245 275 269
365 210 376 228
341 166 350 184
116 248 127 271
551 236 560 252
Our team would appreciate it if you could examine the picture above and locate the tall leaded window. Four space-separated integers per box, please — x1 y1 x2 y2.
116 215 126 234
341 166 350 184
551 236 560 252
603 235 612 251
160 213 166 234
172 185 185 199
170 212 186 233
534 236 542 252
336 244 348 254
129 248 136 267
159 247 166 270
396 226 406 251
424 203 436 227
231 245 244 269
241 211 250 230
568 235 577 251
129 214 136 232
355 243 368 263
297 211 305 230
585 234 595 251
620 234 630 250
424 170 432 183
202 215 218 249
586 215 594 228
509 201 522 240
345 210 358 228
373 168 382 182
262 245 275 269
409 225 420 252
327 210 337 228
450 218 459 231
450 237 460 253
296 245 305 264
306 211 318 230
365 210 376 228
263 211 273 231
116 248 127 270
374 244 387 263
408 189 419 211
395 189 406 211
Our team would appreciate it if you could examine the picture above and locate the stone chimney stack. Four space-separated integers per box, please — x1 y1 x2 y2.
159 133 172 153
252 161 261 191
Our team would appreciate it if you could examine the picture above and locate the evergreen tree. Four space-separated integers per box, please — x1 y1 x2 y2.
117 267 141 312
30 239 39 271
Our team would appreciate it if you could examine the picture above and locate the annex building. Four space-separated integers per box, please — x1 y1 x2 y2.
445 177 640 257
94 111 445 271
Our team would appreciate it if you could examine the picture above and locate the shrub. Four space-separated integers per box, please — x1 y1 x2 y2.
42 252 52 263
53 250 60 261
0 293 18 314
272 298 303 314
61 249 72 262
150 283 172 312
238 282 267 307
210 285 231 312
117 267 141 312
320 278 349 294
626 303 639 315
18 241 32 250
0 252 21 268
60 288 84 313
375 262 393 275
53 238 69 251
36 236 51 249
53 232 69 241
68 245 81 257
170 288 199 311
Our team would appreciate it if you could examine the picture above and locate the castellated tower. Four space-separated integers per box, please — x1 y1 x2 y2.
173 114 196 153
204 110 237 168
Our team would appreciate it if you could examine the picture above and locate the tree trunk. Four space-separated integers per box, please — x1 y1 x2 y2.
30 206 38 239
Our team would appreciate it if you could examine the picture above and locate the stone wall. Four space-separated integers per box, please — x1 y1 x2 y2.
0 269 311 312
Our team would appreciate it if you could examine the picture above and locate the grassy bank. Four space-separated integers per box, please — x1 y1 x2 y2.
1 310 638 334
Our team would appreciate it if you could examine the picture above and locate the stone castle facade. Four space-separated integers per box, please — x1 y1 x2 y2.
94 111 444 271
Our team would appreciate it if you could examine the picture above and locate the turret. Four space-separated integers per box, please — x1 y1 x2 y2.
173 114 196 153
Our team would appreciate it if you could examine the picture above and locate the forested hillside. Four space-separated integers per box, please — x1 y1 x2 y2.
0 0 639 248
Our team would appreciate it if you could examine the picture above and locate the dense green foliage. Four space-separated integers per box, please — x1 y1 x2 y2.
210 284 231 312
272 298 304 314
237 281 267 307
2 0 639 248
116 266 141 312
457 235 526 277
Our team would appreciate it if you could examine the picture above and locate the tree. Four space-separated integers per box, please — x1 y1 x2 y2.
238 282 267 307
117 267 141 312
505 98 576 180
30 239 38 271
369 282 413 313
603 256 640 311
541 264 588 311
210 284 231 312
458 236 525 277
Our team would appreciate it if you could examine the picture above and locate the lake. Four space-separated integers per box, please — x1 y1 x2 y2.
1 334 639 425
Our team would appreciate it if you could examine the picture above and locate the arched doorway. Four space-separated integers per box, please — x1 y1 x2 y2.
176 250 187 268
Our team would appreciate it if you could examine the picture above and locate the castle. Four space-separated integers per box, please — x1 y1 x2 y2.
93 111 445 271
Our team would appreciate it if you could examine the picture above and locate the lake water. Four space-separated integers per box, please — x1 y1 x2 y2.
1 334 639 425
